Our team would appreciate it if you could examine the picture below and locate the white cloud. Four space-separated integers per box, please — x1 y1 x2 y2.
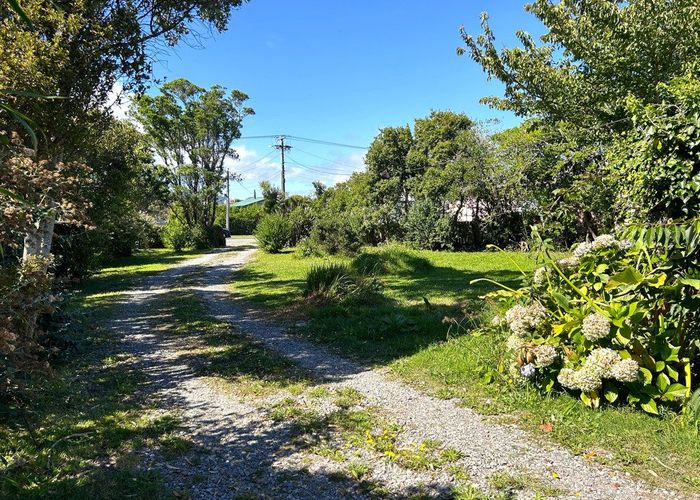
226 145 367 198
105 81 133 122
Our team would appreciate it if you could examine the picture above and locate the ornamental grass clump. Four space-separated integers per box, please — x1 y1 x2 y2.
480 224 700 414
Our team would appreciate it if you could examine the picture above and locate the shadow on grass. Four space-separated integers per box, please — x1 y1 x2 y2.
234 249 526 365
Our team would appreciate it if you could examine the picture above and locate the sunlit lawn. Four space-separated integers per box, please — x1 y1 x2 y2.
233 244 700 494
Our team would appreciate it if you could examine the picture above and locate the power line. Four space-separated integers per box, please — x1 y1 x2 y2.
285 154 356 176
239 134 367 150
233 149 277 173
293 146 364 171
286 135 368 150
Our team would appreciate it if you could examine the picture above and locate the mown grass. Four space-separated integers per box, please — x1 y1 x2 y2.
233 243 700 494
0 248 203 499
235 244 535 362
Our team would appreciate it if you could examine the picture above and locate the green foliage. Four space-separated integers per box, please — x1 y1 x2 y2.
287 201 315 246
461 1 700 242
308 174 369 255
132 78 254 233
162 217 191 252
610 74 700 222
216 204 264 235
255 214 291 253
403 199 454 250
485 226 700 414
0 256 53 397
304 263 382 304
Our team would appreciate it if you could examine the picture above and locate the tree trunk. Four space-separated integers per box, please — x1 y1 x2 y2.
23 211 56 262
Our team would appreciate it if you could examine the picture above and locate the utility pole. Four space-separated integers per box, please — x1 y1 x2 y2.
225 170 230 232
273 135 291 198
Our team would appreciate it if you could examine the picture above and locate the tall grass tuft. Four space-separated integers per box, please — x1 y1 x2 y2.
304 263 382 304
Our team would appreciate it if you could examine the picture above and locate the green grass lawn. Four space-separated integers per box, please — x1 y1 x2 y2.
0 248 204 499
233 244 700 494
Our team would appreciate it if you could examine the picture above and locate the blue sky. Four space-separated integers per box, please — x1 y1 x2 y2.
147 1 544 200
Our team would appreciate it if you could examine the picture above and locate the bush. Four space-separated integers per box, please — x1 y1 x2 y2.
162 218 191 252
304 262 382 304
403 199 454 250
287 205 315 247
485 223 700 414
216 205 264 235
255 214 291 253
0 256 54 397
308 208 364 255
296 237 323 258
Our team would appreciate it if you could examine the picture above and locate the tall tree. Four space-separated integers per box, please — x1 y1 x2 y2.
460 0 700 132
0 0 248 261
365 126 414 215
459 0 700 235
133 78 254 229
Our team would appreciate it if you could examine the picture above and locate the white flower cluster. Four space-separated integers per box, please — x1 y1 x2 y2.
609 358 640 382
504 302 546 336
572 234 630 259
556 256 579 272
533 344 558 367
533 267 548 287
556 348 639 392
581 313 610 341
506 333 525 352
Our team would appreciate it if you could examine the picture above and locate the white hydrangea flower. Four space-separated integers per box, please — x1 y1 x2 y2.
505 305 528 336
584 347 621 378
533 267 548 287
573 234 625 259
609 358 639 383
556 256 579 272
506 334 525 352
509 363 528 386
505 303 546 336
557 368 578 389
591 234 618 250
533 344 558 368
573 365 603 392
581 313 611 341
618 239 633 251
491 315 504 327
573 241 594 258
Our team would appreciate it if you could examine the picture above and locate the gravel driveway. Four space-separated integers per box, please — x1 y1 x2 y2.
110 238 675 499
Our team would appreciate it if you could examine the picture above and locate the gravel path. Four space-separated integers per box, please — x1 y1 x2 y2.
111 238 677 499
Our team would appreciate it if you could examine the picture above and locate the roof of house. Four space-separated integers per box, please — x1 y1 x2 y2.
233 197 264 208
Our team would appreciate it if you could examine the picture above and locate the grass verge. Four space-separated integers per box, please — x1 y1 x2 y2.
232 243 700 494
0 248 202 499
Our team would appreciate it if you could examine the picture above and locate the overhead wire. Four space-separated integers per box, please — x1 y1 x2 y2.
238 134 368 150
292 146 364 171
285 154 356 176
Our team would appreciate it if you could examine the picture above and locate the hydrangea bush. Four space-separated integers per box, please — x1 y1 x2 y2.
484 225 700 414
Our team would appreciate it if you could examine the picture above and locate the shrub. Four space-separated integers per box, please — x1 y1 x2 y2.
217 205 264 235
296 237 323 258
308 210 364 255
403 199 454 250
0 256 54 397
162 217 191 252
484 223 700 414
304 263 382 304
255 214 291 253
287 204 315 247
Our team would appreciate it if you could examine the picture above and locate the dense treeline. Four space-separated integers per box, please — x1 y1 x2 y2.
0 0 250 396
253 0 700 255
